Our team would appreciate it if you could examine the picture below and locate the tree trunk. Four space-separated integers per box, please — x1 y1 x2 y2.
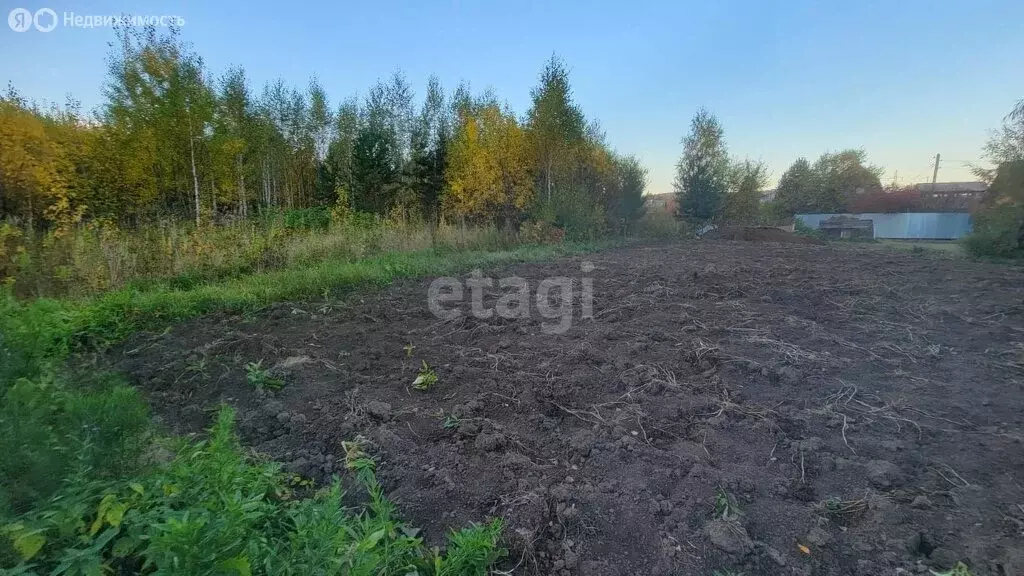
546 157 552 202
237 154 247 218
188 113 201 227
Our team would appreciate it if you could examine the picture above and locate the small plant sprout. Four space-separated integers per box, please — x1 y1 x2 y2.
413 361 438 391
245 360 283 391
185 357 207 375
714 486 741 521
341 437 372 469
404 342 416 358
443 414 461 430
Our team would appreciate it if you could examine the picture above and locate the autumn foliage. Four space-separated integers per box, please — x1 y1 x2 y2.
445 103 532 224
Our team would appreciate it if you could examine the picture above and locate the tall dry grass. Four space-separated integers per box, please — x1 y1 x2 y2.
1 212 519 299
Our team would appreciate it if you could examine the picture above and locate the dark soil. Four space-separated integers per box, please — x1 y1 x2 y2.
109 240 1024 576
703 226 822 244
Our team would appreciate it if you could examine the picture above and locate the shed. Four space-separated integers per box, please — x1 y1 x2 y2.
795 212 972 240
819 215 873 239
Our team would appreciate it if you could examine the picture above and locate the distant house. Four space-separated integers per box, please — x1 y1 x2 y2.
645 193 676 215
916 181 987 212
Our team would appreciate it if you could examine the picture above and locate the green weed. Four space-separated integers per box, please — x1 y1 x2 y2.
2 407 506 574
713 486 741 521
794 219 825 240
245 360 283 391
0 371 149 520
413 361 438 391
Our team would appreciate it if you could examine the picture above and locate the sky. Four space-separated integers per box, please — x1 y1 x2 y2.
2 0 1023 196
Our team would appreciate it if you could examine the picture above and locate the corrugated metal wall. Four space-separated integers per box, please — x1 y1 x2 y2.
795 213 972 239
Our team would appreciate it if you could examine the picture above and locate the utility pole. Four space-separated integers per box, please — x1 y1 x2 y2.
931 153 941 184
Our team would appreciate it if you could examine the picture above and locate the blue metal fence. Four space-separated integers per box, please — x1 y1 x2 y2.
795 213 972 239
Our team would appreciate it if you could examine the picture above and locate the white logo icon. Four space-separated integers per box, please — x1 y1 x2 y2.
8 7 32 32
33 7 57 32
8 7 59 32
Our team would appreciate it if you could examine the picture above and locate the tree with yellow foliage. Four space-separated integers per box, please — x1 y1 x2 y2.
0 95 72 230
445 102 533 226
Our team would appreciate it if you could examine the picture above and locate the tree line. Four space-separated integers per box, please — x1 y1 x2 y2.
0 26 646 238
672 109 886 222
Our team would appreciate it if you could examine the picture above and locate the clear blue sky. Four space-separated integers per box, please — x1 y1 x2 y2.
3 0 1023 195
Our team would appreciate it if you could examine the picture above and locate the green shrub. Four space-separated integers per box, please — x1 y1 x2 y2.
2 407 506 575
0 223 26 286
0 372 149 519
519 221 565 244
634 211 689 238
282 207 332 231
794 218 825 240
963 206 1024 258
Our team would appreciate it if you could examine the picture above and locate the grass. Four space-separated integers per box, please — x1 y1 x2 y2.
875 239 966 257
1 213 524 300
1 239 617 380
0 231 620 573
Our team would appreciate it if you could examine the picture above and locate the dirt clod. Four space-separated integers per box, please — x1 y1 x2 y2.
706 519 754 555
474 433 507 452
806 525 832 547
865 459 905 489
365 400 392 420
910 495 933 510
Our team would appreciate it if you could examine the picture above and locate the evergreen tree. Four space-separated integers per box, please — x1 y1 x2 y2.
351 83 397 214
611 154 647 228
674 109 729 222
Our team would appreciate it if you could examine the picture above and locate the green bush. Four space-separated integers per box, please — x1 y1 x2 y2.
793 218 825 240
963 206 1024 258
2 407 506 575
282 207 333 232
0 372 149 519
634 211 689 238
